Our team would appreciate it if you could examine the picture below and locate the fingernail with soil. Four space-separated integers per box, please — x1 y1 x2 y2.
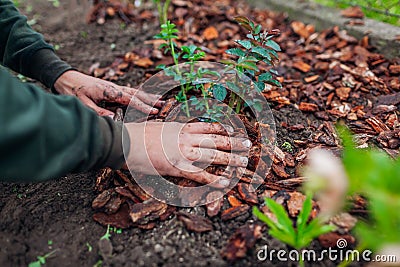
240 157 248 166
242 139 252 148
219 178 230 187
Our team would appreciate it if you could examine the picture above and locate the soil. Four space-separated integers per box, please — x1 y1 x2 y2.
1 0 397 266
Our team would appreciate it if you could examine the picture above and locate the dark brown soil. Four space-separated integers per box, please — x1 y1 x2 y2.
0 1 384 266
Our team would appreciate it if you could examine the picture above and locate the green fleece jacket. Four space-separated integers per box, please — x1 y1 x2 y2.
0 0 126 182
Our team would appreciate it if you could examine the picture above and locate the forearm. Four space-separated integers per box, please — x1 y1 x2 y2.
0 0 72 88
0 68 126 182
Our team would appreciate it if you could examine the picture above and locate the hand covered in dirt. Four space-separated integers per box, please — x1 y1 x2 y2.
54 70 164 117
124 122 252 188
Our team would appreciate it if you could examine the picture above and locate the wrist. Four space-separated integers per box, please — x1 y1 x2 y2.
53 70 83 95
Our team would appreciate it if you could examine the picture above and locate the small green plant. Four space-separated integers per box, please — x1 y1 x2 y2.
28 249 58 267
253 193 335 266
47 240 53 246
110 226 122 234
281 141 293 152
220 16 281 113
86 242 93 252
100 225 112 241
155 21 215 117
153 0 171 25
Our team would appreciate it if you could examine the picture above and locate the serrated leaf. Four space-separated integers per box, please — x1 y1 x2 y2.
249 20 255 30
238 61 259 71
234 16 252 31
269 50 279 60
212 84 227 101
251 47 272 60
236 40 252 50
254 81 265 92
270 69 279 75
258 72 273 82
265 40 281 51
155 64 166 70
267 79 282 88
225 48 246 57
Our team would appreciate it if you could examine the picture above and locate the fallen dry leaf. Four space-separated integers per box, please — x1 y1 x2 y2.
133 57 154 68
203 26 219 40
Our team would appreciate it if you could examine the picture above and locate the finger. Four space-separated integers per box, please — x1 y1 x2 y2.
129 95 159 115
183 122 233 135
110 91 159 115
178 164 231 188
184 148 248 167
78 94 114 117
188 134 251 151
123 87 165 108
135 90 165 108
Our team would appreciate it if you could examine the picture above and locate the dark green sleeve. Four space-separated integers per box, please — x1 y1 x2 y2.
0 0 72 88
0 68 126 182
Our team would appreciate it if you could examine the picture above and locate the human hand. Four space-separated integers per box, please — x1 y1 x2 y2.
54 70 164 117
124 122 252 188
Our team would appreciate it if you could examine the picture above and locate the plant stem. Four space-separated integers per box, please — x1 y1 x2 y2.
227 92 236 115
235 98 242 113
156 2 163 24
162 0 171 25
299 253 305 267
337 243 367 267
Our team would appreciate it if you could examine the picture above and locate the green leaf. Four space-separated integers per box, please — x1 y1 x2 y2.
296 193 312 234
265 39 281 51
266 79 282 88
258 72 272 82
253 206 279 231
236 40 252 50
38 256 46 264
238 60 259 71
270 69 279 75
254 24 262 35
251 47 271 60
264 198 296 236
28 261 42 267
234 16 252 31
155 64 166 70
254 81 265 92
225 48 246 57
212 84 227 101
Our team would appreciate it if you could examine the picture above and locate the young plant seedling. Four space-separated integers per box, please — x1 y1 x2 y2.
281 141 293 153
100 224 112 241
28 249 58 267
221 16 281 114
253 193 335 267
155 21 216 117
